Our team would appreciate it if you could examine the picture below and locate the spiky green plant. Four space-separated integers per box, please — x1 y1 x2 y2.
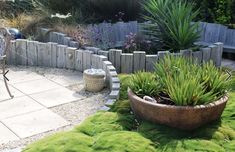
142 0 200 52
154 55 230 106
129 72 161 98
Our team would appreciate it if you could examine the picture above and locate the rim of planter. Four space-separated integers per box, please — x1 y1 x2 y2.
128 88 228 109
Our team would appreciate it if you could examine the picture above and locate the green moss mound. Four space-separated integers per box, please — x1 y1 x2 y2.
92 131 156 152
24 132 94 152
118 74 132 100
75 112 135 136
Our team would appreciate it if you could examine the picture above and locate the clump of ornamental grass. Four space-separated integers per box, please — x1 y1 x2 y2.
129 72 161 98
156 55 230 106
130 55 230 106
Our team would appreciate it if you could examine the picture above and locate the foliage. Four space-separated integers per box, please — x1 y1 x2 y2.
31 0 141 23
192 0 234 24
88 0 141 22
118 74 132 100
123 33 153 53
129 72 161 98
143 0 200 52
0 0 33 18
53 24 89 46
154 55 230 106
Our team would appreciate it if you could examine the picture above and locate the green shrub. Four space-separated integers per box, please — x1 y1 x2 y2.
0 0 33 18
154 55 230 106
88 0 141 22
129 72 161 98
142 0 200 52
31 0 141 23
193 0 234 24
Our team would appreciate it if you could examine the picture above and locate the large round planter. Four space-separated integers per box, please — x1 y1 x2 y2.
128 89 228 130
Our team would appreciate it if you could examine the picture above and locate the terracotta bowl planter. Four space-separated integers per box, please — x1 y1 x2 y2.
128 89 228 130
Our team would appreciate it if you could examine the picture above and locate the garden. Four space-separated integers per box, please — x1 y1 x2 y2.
0 0 235 151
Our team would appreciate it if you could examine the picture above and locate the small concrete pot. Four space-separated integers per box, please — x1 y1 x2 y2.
83 69 106 92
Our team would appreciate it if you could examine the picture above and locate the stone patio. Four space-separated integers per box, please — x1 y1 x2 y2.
0 66 108 151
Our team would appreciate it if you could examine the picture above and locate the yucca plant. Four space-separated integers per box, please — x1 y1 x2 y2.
142 0 200 52
153 55 230 106
129 72 161 98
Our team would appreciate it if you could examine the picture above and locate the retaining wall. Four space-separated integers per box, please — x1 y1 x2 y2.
7 39 120 110
39 21 235 53
37 28 224 73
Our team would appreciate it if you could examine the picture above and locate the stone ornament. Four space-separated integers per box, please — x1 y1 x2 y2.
83 69 106 92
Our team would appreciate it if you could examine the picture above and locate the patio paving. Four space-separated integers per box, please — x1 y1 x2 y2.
0 66 108 150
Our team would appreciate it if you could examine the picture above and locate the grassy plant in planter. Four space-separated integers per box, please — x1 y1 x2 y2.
128 56 230 130
129 72 161 98
155 55 230 106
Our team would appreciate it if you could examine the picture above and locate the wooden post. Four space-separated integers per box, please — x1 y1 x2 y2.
39 28 49 42
133 51 146 72
121 53 133 74
214 42 223 67
37 42 52 67
8 40 16 65
158 51 170 61
91 54 100 69
98 50 109 57
69 41 79 48
82 50 93 70
50 42 58 68
66 47 76 69
57 45 67 68
27 41 38 66
192 51 203 65
98 55 108 69
63 37 72 46
108 49 122 73
146 55 158 72
200 47 211 63
58 33 67 44
75 49 83 72
209 45 219 66
180 49 192 58
15 39 27 65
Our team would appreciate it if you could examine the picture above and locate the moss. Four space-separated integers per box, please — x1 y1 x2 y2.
118 74 132 100
74 112 135 136
154 139 225 152
110 99 131 114
92 131 156 152
23 132 94 152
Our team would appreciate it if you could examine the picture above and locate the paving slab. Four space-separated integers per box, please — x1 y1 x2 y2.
0 80 24 101
29 87 85 108
4 70 44 84
45 73 83 87
2 109 70 139
12 79 61 95
0 96 44 120
0 122 19 144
